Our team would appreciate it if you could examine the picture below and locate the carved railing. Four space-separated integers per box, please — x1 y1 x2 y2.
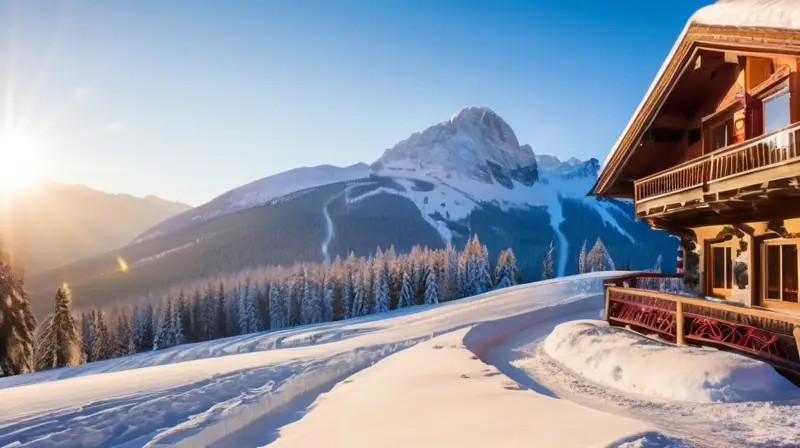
605 286 800 374
634 122 800 203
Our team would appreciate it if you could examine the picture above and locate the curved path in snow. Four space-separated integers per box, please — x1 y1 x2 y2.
480 312 800 447
320 192 342 263
546 194 569 277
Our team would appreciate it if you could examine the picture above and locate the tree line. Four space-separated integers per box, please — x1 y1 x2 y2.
1 234 523 375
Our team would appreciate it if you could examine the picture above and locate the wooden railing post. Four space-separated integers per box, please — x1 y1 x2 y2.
676 300 685 346
604 286 611 321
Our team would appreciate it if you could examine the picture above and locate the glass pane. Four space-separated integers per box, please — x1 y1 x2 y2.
766 245 781 299
764 91 791 134
782 245 798 303
711 122 728 150
713 247 725 289
725 247 733 289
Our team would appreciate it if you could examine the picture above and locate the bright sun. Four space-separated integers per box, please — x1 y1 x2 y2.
0 130 43 193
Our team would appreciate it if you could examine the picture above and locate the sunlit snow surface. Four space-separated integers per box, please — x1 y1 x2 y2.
1 273 797 447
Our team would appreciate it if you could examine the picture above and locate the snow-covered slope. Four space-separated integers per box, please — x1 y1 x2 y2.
3 274 796 447
137 163 370 241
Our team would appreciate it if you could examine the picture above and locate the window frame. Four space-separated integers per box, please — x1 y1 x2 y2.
761 86 791 134
709 240 736 298
762 238 800 304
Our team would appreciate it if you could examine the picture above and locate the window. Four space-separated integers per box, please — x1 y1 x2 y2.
763 240 799 304
710 119 732 151
711 245 733 291
763 89 790 134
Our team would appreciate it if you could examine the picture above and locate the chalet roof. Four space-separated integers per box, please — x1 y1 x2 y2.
591 0 800 197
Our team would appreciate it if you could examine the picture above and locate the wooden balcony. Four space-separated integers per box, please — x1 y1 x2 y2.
603 279 800 381
634 122 800 218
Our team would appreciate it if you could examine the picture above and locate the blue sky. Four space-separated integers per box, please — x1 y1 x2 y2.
1 0 712 205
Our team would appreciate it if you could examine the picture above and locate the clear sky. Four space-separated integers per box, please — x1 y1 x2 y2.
1 0 712 206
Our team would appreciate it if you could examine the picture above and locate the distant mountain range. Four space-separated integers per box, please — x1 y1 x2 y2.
1 183 191 274
24 107 677 316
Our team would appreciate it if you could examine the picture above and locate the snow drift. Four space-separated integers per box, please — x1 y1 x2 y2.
543 319 799 403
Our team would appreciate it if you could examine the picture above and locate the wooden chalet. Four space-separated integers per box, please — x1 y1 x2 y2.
590 0 800 377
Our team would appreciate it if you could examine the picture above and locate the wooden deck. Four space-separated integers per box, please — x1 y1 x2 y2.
603 274 800 379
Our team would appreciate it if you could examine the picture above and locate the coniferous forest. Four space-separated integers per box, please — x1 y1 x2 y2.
0 233 619 377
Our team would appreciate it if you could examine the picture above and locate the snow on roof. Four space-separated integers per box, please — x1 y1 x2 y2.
692 0 800 31
596 0 800 190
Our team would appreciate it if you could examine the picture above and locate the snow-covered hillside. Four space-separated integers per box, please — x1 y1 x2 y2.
137 163 370 241
3 274 797 447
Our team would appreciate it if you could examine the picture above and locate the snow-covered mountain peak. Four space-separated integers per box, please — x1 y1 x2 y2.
371 106 537 186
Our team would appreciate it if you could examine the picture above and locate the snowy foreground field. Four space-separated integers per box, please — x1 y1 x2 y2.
1 273 799 447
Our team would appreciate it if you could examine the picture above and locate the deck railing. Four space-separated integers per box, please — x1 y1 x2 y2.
634 122 800 203
603 284 800 377
603 272 686 294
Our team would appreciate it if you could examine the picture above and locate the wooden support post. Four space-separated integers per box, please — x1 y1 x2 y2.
603 287 610 321
676 301 685 346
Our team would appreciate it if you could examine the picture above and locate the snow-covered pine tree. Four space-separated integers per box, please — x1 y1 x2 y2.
494 250 508 287
353 266 369 317
269 280 287 330
424 268 439 305
442 245 457 301
477 242 492 293
171 294 186 347
373 259 390 314
238 279 252 334
49 286 82 368
137 303 155 352
542 240 555 280
33 315 55 371
321 272 334 322
0 249 37 376
578 240 588 274
116 309 135 357
202 284 216 341
176 289 192 343
91 310 113 361
190 289 203 342
502 248 520 286
241 281 263 334
586 237 615 272
342 264 355 320
226 285 240 337
82 312 94 361
153 300 171 350
398 271 414 308
215 282 227 339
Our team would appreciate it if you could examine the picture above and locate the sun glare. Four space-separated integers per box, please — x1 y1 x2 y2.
0 130 44 193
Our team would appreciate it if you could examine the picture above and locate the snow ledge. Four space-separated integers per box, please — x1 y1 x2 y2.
544 320 799 403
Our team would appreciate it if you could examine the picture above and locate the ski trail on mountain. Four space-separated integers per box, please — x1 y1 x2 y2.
321 192 342 263
547 194 569 277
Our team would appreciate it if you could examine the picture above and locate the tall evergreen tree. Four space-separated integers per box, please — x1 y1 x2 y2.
91 310 113 361
133 303 155 352
398 272 414 308
176 290 192 343
38 286 82 369
82 312 94 361
153 301 171 350
202 284 216 341
0 250 37 376
116 309 135 357
321 272 334 322
586 237 615 272
342 264 355 320
373 259 390 314
424 269 440 305
214 282 227 339
269 281 287 330
191 289 204 342
171 294 186 346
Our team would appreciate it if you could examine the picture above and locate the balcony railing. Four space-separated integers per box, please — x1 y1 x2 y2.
634 122 800 204
603 283 800 378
